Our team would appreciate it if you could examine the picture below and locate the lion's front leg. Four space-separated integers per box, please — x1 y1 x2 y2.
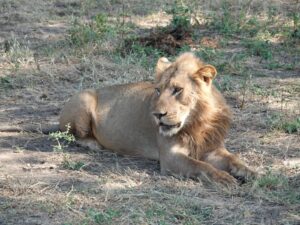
204 148 257 181
158 142 237 186
227 153 257 180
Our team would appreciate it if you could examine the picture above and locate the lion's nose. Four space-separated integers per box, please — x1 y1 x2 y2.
153 112 167 120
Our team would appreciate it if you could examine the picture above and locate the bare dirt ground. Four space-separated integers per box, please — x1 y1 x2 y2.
0 0 299 224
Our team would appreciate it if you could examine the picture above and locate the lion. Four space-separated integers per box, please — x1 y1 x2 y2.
59 52 256 185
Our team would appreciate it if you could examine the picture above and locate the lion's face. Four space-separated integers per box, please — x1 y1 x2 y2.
151 53 217 137
151 67 196 136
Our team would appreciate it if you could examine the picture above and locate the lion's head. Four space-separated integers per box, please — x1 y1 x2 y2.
151 52 224 137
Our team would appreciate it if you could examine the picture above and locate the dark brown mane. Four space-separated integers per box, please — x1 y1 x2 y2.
155 52 232 160
180 87 232 160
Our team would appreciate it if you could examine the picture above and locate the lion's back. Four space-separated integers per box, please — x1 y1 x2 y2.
92 82 160 159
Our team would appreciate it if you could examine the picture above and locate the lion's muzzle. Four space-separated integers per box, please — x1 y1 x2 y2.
159 122 181 132
152 111 184 136
153 112 167 120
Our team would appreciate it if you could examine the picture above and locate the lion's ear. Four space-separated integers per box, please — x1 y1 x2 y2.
156 57 171 80
195 65 217 85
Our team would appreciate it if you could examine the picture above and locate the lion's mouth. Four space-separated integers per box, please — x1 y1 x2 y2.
159 122 181 131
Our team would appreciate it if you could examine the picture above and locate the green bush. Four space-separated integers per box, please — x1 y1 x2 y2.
208 0 260 36
49 124 75 152
68 13 111 46
168 0 191 31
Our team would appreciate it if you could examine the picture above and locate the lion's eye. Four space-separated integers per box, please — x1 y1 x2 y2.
155 88 161 96
172 87 183 96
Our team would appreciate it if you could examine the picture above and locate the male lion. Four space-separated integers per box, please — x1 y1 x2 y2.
60 52 256 185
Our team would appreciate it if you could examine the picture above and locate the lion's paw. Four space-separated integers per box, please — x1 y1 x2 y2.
212 170 237 186
230 163 257 182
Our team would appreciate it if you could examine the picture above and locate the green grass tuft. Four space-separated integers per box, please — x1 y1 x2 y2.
88 208 121 224
242 39 273 60
62 155 85 171
282 117 300 134
267 114 300 134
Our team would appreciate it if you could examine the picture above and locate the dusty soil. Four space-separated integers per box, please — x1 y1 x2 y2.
0 0 299 225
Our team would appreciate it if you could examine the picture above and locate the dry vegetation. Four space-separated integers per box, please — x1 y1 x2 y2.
0 0 299 224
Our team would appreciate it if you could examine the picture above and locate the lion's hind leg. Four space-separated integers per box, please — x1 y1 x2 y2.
59 89 98 138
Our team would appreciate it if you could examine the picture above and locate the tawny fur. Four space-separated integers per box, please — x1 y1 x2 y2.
60 52 256 185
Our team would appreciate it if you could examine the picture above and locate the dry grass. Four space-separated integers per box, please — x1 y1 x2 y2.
0 0 299 224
